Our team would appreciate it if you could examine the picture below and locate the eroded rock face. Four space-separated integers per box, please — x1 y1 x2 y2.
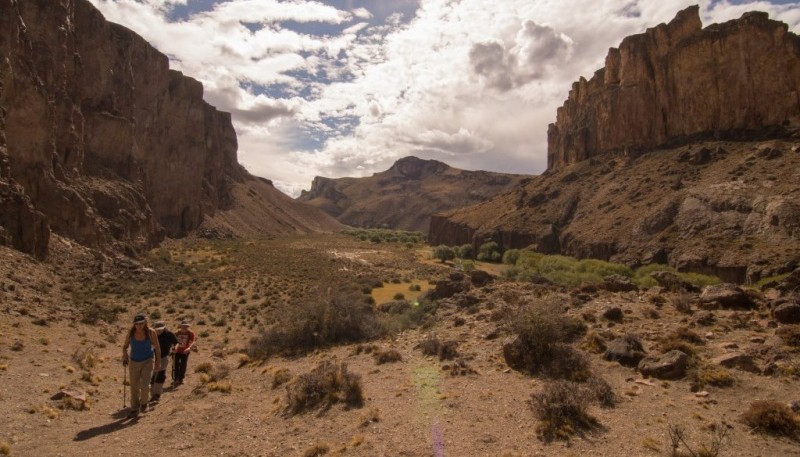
428 8 800 282
0 0 247 257
547 6 800 169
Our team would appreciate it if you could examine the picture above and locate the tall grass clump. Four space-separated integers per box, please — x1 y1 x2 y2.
248 287 383 358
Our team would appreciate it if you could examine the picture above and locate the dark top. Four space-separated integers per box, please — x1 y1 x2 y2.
156 329 179 358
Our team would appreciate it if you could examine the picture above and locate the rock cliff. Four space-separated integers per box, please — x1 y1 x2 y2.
298 156 526 233
547 6 800 169
430 8 800 282
0 0 339 258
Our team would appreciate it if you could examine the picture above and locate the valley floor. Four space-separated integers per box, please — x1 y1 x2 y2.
0 234 798 456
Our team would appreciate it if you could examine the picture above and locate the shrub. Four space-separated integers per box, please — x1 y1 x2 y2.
741 401 800 439
633 264 676 288
671 292 694 314
777 325 800 347
455 244 472 259
272 368 292 389
417 335 458 361
502 249 521 265
506 300 590 381
285 361 364 415
374 349 403 365
690 364 735 390
477 241 501 262
530 380 597 442
248 287 383 358
432 245 456 263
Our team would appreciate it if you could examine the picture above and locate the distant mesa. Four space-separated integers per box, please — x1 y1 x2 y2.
430 6 800 282
298 156 527 233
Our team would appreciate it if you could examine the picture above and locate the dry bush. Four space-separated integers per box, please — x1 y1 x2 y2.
667 422 730 457
586 375 616 408
671 292 694 314
506 301 590 381
373 349 403 365
580 331 607 354
302 443 330 457
248 287 383 359
285 361 364 416
530 380 598 442
197 363 230 384
272 368 292 389
194 362 212 373
690 364 735 390
417 335 459 361
777 325 800 347
741 401 800 439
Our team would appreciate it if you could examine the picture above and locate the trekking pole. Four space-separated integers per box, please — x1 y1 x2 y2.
171 351 176 389
123 363 127 408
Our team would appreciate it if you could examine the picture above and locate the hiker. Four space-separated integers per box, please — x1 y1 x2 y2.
150 321 178 401
121 313 161 417
173 320 196 385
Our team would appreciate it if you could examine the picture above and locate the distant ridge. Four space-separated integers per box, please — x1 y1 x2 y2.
298 156 527 233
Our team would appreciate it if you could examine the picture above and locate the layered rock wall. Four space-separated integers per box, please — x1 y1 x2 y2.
547 6 800 169
0 0 246 258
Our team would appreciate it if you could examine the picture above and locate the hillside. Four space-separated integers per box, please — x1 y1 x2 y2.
430 7 800 283
298 156 527 233
0 0 340 260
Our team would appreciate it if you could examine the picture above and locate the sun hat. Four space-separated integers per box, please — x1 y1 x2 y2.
154 321 166 329
133 313 147 324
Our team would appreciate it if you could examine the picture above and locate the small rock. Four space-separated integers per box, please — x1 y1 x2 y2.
638 350 688 380
603 274 637 292
699 283 754 309
705 332 715 339
749 336 766 344
604 335 646 367
602 306 624 322
695 391 710 398
712 352 760 373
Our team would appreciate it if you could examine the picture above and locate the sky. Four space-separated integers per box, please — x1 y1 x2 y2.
87 0 800 197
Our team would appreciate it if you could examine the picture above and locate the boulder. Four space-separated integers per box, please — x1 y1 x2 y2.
603 274 637 292
469 270 494 287
603 335 646 367
651 272 699 293
699 283 754 309
638 350 688 379
773 302 800 324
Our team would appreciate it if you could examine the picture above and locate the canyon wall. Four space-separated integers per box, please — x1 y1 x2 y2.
547 6 800 169
0 0 247 257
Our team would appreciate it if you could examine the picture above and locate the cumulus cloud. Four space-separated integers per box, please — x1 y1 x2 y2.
88 0 800 197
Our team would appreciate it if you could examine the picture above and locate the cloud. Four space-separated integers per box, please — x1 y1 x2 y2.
88 0 800 197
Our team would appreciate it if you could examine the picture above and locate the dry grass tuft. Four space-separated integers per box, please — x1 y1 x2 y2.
373 348 403 364
302 443 330 457
741 401 800 440
272 368 292 389
285 361 363 416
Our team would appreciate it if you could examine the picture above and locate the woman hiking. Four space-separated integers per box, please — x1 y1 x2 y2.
121 313 161 417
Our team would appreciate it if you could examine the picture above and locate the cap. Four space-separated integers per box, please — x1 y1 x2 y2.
133 313 147 324
154 321 166 329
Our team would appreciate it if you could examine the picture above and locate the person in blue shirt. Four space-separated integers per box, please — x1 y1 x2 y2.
121 313 161 417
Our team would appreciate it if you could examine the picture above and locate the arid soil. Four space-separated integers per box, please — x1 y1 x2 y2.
0 234 798 456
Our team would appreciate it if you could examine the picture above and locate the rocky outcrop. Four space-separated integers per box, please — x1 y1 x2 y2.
0 0 338 259
299 156 526 233
547 6 800 169
429 8 800 282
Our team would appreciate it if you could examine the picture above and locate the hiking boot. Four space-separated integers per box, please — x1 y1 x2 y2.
140 405 148 413
151 394 161 402
127 408 139 418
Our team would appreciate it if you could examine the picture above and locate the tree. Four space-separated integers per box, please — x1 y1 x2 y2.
477 241 501 262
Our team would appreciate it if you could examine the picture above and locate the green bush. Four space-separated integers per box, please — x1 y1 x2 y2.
432 245 456 263
477 241 501 262
455 244 472 259
502 249 521 265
